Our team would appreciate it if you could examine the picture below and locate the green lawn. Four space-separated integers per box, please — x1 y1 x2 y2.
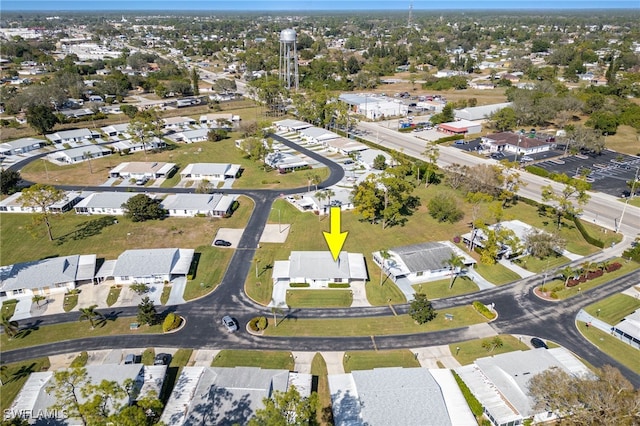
473 262 522 285
365 278 407 306
343 349 421 372
1 316 163 351
211 350 295 371
584 293 640 327
142 348 156 365
106 286 122 306
183 245 235 301
311 353 333 426
450 335 531 366
263 305 487 337
170 348 193 367
412 276 478 300
0 357 51 412
1 300 18 319
286 290 353 308
577 322 640 375
513 253 571 273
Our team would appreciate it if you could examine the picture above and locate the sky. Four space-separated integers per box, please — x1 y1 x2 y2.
1 0 637 11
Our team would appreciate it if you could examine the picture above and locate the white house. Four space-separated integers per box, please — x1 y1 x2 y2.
273 119 312 133
107 248 194 285
199 113 239 128
109 137 165 154
0 137 46 156
47 144 111 164
161 193 236 217
160 367 310 426
298 127 340 144
167 128 209 143
162 115 196 130
100 123 131 139
74 192 140 215
0 254 96 300
108 162 176 179
0 191 84 214
372 241 476 284
179 163 241 181
46 128 97 144
461 220 532 259
265 151 309 173
482 132 553 155
323 137 368 155
272 251 368 287
356 149 395 170
612 309 640 349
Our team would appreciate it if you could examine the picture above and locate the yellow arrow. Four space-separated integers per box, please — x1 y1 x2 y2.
323 206 349 261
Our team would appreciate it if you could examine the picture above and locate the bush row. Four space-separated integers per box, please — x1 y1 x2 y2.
328 283 351 288
473 301 496 320
571 215 605 248
623 244 640 263
162 312 182 333
452 370 484 417
566 263 621 287
290 283 310 288
524 166 592 190
433 135 464 145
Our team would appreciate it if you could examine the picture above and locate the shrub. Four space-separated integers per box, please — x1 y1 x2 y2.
606 262 622 273
248 316 268 331
257 316 267 330
70 351 88 367
571 215 604 248
567 279 579 287
473 301 496 320
290 283 310 288
452 370 484 417
524 165 550 177
453 236 461 244
328 283 350 288
550 292 559 299
162 312 181 332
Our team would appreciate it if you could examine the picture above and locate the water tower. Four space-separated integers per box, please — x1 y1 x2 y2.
279 29 299 90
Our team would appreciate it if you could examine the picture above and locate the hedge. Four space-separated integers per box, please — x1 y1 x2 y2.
290 283 310 288
452 370 484 417
473 301 496 320
571 215 605 248
328 283 350 288
524 167 592 190
524 165 549 177
433 135 464 145
162 312 182 333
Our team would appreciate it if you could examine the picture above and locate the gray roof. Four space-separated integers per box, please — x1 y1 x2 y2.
161 193 228 211
299 126 340 140
59 144 110 158
0 137 46 151
329 367 452 426
180 163 239 177
48 128 94 140
454 102 512 121
74 192 137 210
0 255 81 292
391 242 457 273
112 248 194 278
286 251 367 280
180 128 209 139
161 366 291 426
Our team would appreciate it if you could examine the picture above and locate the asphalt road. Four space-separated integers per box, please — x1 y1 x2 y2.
3 128 639 387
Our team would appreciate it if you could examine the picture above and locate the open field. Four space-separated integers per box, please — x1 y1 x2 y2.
286 289 353 308
583 293 640 326
604 125 640 156
262 305 487 337
450 335 530 366
211 349 295 371
0 195 251 265
577 322 640 375
411 276 478 299
0 357 51 412
343 349 421 372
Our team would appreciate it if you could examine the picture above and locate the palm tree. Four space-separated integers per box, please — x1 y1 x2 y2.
378 249 391 286
324 189 335 206
598 260 611 271
444 254 466 289
559 266 577 287
1 314 19 339
315 190 328 219
78 305 104 329
32 294 46 307
82 151 93 174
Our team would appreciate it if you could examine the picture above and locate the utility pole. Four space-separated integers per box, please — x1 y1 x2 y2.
617 166 639 233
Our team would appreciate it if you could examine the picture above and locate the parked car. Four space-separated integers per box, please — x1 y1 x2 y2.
214 239 232 247
135 177 149 185
222 315 238 332
530 337 548 349
124 354 140 364
154 353 172 365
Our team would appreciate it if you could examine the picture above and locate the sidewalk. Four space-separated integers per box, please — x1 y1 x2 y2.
498 258 536 278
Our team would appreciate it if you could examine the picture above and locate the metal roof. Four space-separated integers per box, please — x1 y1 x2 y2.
112 248 194 278
454 102 512 121
74 192 137 210
1 255 81 292
287 251 367 281
161 193 235 212
180 163 239 177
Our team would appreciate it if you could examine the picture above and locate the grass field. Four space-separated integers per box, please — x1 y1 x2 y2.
513 254 571 274
343 349 421 372
311 353 333 426
450 335 531 366
473 262 522 285
263 305 487 337
0 316 163 351
0 357 51 412
211 350 295 371
411 276 478 300
0 195 252 266
286 290 353 308
577 322 640 375
604 125 640 156
584 293 640 327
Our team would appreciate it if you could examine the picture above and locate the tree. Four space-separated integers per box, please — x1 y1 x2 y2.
137 296 157 326
528 365 640 425
559 266 577 287
1 313 19 339
1 169 21 194
541 178 591 229
524 229 566 259
108 391 163 426
26 104 58 136
249 385 319 426
78 305 104 329
130 282 150 295
128 109 160 157
378 249 391 286
46 367 91 425
481 336 504 352
19 183 65 241
408 293 437 324
122 194 166 222
428 193 464 223
372 154 387 170
444 253 466 289
191 67 200 96
207 128 228 142
314 190 328 218
490 107 517 131
422 141 439 187
32 294 46 306
82 151 94 174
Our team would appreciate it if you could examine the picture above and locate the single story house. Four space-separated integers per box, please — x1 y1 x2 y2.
0 137 47 156
100 123 131 139
0 254 96 300
323 137 368 155
272 251 368 287
179 163 241 181
0 190 84 214
101 248 194 285
298 126 340 144
108 161 176 179
161 193 236 217
437 119 482 135
481 132 553 155
160 367 311 426
46 128 97 144
59 108 94 119
461 220 533 259
47 144 111 164
7 364 166 424
265 151 309 173
162 115 196 129
199 113 239 127
454 102 512 122
74 192 140 215
455 348 591 426
109 137 165 154
356 149 395 170
373 241 476 284
329 367 475 426
167 128 209 143
273 119 312 132
612 309 640 349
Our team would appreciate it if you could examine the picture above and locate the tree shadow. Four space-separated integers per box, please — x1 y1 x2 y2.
102 310 123 322
331 389 369 426
55 215 117 243
9 362 37 383
14 319 43 339
180 384 254 425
